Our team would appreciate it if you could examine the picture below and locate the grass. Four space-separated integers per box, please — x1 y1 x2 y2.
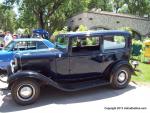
132 62 150 84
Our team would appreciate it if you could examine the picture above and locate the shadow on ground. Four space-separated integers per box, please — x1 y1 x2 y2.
0 84 136 112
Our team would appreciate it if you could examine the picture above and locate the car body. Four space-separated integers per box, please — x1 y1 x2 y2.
0 38 54 72
7 30 135 105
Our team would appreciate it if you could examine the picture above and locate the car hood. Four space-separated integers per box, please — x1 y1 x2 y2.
0 50 9 55
0 50 12 59
0 50 13 69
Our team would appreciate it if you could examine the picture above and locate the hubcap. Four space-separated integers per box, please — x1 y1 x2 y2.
17 84 35 101
117 70 128 83
20 86 32 98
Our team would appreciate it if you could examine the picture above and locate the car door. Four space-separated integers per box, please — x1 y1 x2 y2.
55 35 70 77
100 35 128 73
69 36 103 79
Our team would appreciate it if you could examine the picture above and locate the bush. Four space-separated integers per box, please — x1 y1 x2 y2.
77 25 88 31
132 39 143 57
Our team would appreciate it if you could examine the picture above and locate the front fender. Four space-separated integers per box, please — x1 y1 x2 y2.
7 71 71 91
8 71 47 84
8 71 59 89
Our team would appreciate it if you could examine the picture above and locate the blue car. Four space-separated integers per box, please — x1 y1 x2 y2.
0 38 54 75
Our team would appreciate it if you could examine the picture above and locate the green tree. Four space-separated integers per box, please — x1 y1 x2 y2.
111 0 125 13
15 6 37 34
4 0 90 32
3 0 150 33
124 0 150 16
4 0 66 29
88 0 112 11
0 3 16 32
46 0 91 32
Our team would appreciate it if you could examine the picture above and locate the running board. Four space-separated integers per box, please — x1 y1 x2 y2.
58 78 110 91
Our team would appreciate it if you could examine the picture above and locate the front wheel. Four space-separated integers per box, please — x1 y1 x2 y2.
11 79 40 105
110 66 131 89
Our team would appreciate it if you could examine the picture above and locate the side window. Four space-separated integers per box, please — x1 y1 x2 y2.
56 36 68 49
14 41 48 51
27 41 36 50
55 35 68 52
36 41 48 49
14 41 27 51
103 35 125 51
72 36 100 55
27 41 48 50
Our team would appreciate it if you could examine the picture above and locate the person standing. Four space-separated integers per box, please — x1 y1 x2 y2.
4 31 13 46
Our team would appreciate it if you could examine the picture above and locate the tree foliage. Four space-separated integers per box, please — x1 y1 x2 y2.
1 0 150 33
0 3 16 32
88 0 112 11
123 0 150 16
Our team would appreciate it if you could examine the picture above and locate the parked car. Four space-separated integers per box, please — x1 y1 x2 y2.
0 38 54 80
7 30 136 105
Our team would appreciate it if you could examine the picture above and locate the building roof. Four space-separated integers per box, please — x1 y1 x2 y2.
58 30 131 37
71 11 149 21
88 11 149 21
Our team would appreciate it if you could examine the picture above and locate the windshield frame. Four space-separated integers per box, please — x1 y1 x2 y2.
3 41 15 51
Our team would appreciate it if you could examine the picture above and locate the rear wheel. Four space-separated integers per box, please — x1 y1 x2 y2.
11 79 40 105
110 66 131 89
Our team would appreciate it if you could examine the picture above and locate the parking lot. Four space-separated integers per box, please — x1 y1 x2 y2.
0 81 150 113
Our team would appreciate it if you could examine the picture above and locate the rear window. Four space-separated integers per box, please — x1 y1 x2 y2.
103 35 125 51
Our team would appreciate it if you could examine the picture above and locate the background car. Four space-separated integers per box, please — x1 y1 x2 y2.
0 38 54 79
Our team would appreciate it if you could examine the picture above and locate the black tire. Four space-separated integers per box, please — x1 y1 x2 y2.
11 79 40 105
110 66 131 89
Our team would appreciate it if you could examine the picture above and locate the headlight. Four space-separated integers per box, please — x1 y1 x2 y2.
10 58 17 73
131 61 139 69
14 58 18 66
10 60 15 73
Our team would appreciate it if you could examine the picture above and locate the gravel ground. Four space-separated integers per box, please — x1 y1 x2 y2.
0 81 150 113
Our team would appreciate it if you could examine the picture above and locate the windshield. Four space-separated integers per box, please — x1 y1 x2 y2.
55 35 68 51
3 41 15 51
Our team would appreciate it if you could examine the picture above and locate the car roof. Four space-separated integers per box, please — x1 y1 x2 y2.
13 38 46 42
58 30 131 38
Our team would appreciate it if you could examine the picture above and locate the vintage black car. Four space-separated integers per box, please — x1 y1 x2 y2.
7 30 135 105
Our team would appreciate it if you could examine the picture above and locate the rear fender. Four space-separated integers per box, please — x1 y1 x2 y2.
104 60 134 78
